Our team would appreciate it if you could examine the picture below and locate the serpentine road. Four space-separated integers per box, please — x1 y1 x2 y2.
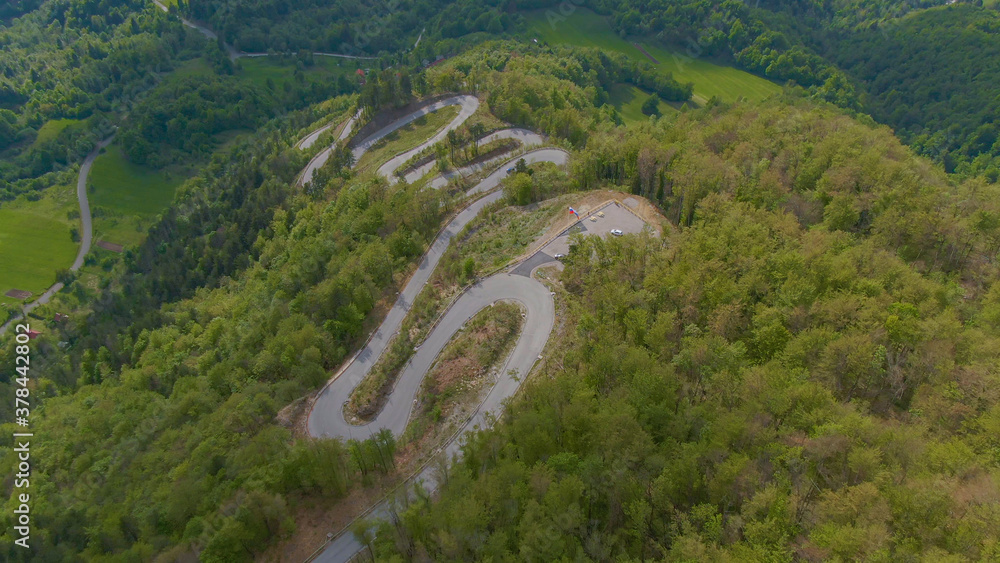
296 109 360 150
389 127 544 186
299 101 568 561
298 95 479 187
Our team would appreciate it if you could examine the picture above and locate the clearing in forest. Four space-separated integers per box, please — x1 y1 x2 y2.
525 8 782 104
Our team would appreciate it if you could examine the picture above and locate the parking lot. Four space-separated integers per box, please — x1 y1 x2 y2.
511 201 652 277
540 201 650 256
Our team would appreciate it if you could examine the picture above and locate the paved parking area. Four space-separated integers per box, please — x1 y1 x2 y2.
539 202 649 256
512 201 652 277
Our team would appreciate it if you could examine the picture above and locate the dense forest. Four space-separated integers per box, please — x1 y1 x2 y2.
0 0 190 197
6 34 1000 558
830 4 1000 180
182 0 513 54
118 56 357 167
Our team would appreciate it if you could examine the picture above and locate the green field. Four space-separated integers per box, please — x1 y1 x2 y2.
88 145 183 246
0 186 78 303
238 55 354 90
31 118 85 148
525 8 782 104
608 83 676 123
167 52 355 92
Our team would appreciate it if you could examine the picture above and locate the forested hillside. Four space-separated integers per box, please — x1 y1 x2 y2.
182 0 512 54
0 95 448 559
134 0 1000 181
4 0 1000 560
0 0 189 196
831 4 1000 180
583 0 999 179
364 95 1000 562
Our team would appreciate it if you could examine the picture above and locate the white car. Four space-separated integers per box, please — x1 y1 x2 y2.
554 253 565 260
610 229 623 236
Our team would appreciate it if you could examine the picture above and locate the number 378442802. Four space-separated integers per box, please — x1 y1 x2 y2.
13 324 32 427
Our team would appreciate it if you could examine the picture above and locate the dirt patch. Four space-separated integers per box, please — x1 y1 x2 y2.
96 240 124 253
431 355 479 394
5 289 31 300
256 482 391 563
634 42 660 64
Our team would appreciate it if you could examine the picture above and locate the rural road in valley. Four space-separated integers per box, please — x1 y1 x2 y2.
72 135 114 272
152 1 375 60
0 134 114 337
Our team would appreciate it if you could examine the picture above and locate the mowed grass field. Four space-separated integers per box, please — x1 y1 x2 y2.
0 186 78 304
608 84 675 123
238 55 354 90
525 8 782 105
88 145 183 246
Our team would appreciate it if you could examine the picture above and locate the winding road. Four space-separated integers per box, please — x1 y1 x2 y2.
296 109 361 151
298 96 479 187
72 136 114 271
296 98 568 561
391 127 544 186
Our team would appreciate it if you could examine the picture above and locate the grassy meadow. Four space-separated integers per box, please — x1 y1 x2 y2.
88 145 183 246
525 8 782 105
0 186 78 304
608 83 676 123
31 118 86 149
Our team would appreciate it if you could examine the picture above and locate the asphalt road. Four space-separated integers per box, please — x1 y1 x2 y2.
72 136 114 271
463 147 570 194
298 96 478 187
367 95 479 174
296 123 334 151
308 146 569 439
309 273 554 440
394 127 543 185
308 146 568 563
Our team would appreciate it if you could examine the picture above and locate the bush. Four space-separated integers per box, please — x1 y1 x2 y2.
641 93 661 116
